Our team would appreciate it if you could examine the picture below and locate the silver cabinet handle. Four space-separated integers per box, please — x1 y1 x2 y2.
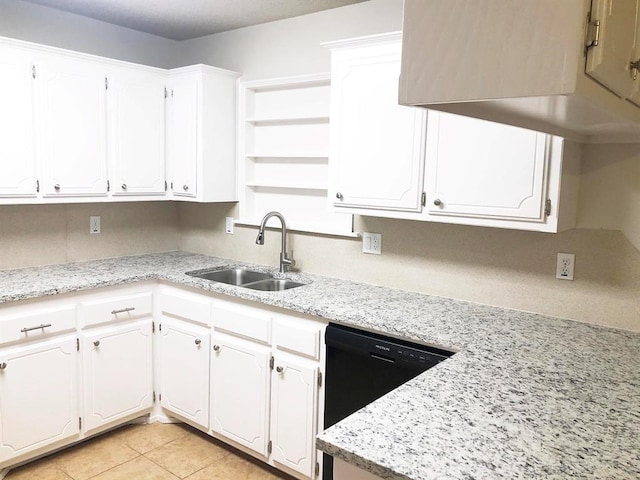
20 323 52 333
276 366 284 373
121 183 127 190
111 307 135 315
93 340 100 347
0 362 7 370
433 199 443 207
213 345 220 352
336 192 343 200
195 339 202 345
183 185 189 191
631 59 640 81
54 184 61 191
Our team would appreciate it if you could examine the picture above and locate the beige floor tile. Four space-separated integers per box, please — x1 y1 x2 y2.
89 456 180 480
52 434 139 480
4 457 73 480
144 432 231 478
184 454 286 480
111 422 190 454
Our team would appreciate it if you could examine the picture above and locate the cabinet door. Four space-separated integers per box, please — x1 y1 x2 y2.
82 319 153 433
210 334 270 456
0 335 79 465
270 356 318 478
166 77 198 198
586 0 640 99
425 111 549 222
109 68 166 195
330 39 426 212
160 317 210 429
37 55 108 197
0 45 37 198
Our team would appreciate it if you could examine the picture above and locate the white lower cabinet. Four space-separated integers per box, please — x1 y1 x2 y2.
210 332 271 456
0 335 79 466
159 317 210 429
81 319 153 433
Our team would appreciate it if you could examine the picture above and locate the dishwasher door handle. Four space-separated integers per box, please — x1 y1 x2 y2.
370 353 395 363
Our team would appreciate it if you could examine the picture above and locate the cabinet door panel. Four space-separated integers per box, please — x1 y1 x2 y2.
270 356 318 477
82 319 153 432
0 336 78 464
167 77 198 197
0 45 37 198
586 0 640 99
426 112 549 221
160 317 210 428
210 334 270 456
330 40 426 212
38 56 107 196
109 69 166 195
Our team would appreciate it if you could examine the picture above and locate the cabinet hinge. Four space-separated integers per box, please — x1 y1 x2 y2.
105 77 109 90
32 65 36 79
421 192 426 207
79 417 82 430
317 371 322 387
36 179 40 193
171 89 174 98
269 356 274 370
544 198 551 217
159 323 162 332
164 87 168 99
170 181 174 190
585 16 601 51
164 180 168 192
159 393 162 401
76 338 80 351
315 462 320 477
107 180 110 192
153 391 156 402
152 321 155 333
267 440 272 454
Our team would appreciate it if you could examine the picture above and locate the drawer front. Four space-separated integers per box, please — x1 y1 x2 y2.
159 291 212 326
0 305 77 346
273 317 322 360
212 304 271 344
80 292 153 328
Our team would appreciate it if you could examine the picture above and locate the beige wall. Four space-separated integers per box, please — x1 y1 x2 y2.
0 203 179 270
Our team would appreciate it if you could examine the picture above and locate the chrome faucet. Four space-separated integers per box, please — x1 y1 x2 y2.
255 211 295 273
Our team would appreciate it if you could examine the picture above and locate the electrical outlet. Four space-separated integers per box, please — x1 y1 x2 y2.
556 253 575 280
225 217 234 234
362 232 382 255
90 216 101 234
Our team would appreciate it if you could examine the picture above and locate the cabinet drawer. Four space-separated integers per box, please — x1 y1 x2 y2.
80 292 152 328
273 318 322 360
212 304 271 344
159 291 212 326
0 305 76 346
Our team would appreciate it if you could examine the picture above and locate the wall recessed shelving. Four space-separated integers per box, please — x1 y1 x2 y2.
237 74 353 236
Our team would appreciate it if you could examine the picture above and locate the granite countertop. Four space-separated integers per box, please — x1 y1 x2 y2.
1 251 638 479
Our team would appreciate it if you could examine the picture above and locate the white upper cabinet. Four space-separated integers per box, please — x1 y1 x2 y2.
0 44 37 198
328 33 427 213
399 0 640 143
108 66 166 196
37 54 108 197
166 65 240 202
425 112 549 222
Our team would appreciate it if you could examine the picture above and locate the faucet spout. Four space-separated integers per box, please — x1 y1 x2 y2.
256 211 295 273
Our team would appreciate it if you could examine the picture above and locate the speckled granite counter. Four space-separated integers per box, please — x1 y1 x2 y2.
1 251 638 479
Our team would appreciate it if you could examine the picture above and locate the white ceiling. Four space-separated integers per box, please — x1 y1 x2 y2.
22 0 369 41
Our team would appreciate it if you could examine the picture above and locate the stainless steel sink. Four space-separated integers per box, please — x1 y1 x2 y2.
185 268 307 291
186 268 272 285
242 279 306 291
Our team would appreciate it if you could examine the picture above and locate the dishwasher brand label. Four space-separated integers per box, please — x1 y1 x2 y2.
374 344 390 352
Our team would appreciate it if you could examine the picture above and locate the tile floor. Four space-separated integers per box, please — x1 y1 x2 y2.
5 422 290 480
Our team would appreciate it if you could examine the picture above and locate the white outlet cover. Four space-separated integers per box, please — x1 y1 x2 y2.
90 216 101 234
362 232 382 255
556 253 575 280
225 217 234 234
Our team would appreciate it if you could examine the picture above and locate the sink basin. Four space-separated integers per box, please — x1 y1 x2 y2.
186 268 272 285
242 279 307 291
185 268 307 291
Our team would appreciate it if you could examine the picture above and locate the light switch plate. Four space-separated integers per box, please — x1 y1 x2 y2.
362 232 382 255
225 217 234 234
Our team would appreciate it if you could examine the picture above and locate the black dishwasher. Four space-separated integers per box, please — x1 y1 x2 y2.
323 323 452 480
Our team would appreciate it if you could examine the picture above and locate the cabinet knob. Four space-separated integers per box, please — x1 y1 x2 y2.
195 339 202 346
54 184 61 191
213 345 220 352
93 340 100 347
121 183 127 190
433 198 443 207
276 366 284 373
336 192 343 200
183 185 189 191
0 362 6 370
